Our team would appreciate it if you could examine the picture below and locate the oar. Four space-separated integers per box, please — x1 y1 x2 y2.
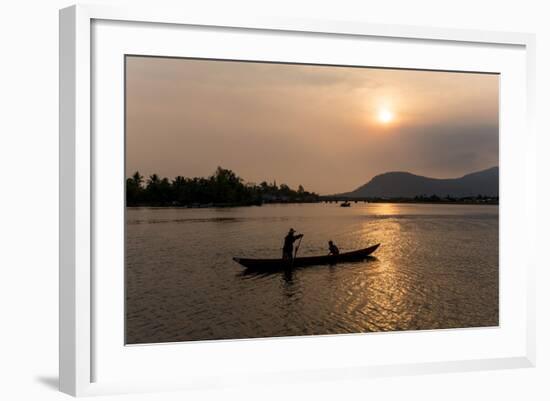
291 235 303 269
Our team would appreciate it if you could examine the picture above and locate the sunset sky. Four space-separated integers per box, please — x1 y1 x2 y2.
126 56 499 195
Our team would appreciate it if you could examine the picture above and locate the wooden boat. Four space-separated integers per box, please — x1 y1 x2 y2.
233 243 380 271
340 201 351 207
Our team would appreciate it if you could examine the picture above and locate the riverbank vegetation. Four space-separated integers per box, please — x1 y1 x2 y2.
323 195 498 205
126 167 320 207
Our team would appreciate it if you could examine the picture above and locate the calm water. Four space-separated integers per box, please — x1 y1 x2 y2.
126 203 498 344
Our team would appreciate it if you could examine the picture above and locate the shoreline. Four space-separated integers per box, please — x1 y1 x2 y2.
126 200 499 208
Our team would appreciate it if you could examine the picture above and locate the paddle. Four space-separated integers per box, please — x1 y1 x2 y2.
291 235 303 269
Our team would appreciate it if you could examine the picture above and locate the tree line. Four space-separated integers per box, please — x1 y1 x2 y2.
126 167 320 207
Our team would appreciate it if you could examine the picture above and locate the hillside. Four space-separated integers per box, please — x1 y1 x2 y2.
339 166 499 198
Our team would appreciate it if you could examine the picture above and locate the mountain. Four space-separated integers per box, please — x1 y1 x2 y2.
339 166 499 199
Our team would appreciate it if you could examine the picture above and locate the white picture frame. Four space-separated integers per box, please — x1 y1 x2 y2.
59 4 536 397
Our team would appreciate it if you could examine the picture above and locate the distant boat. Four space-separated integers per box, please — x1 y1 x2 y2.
340 201 351 207
233 243 380 271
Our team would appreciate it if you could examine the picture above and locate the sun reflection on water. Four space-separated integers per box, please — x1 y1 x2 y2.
367 202 400 216
348 213 420 331
126 203 499 343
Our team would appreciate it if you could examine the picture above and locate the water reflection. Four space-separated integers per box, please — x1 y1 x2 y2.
369 202 399 216
126 203 499 343
282 268 294 285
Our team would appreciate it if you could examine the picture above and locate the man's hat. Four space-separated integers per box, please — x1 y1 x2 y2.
289 228 295 233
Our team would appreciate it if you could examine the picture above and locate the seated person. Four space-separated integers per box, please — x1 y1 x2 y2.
328 240 339 256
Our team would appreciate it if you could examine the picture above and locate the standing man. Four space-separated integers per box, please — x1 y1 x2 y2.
282 228 303 261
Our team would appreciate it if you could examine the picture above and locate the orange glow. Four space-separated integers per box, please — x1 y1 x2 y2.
378 109 394 124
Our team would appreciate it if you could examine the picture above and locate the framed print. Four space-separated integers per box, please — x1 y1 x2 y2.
59 4 536 396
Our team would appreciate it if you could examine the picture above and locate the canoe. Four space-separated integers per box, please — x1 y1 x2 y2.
233 243 380 271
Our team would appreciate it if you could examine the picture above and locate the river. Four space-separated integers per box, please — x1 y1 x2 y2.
125 202 498 344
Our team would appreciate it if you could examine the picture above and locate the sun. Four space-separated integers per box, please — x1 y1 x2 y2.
377 109 394 124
